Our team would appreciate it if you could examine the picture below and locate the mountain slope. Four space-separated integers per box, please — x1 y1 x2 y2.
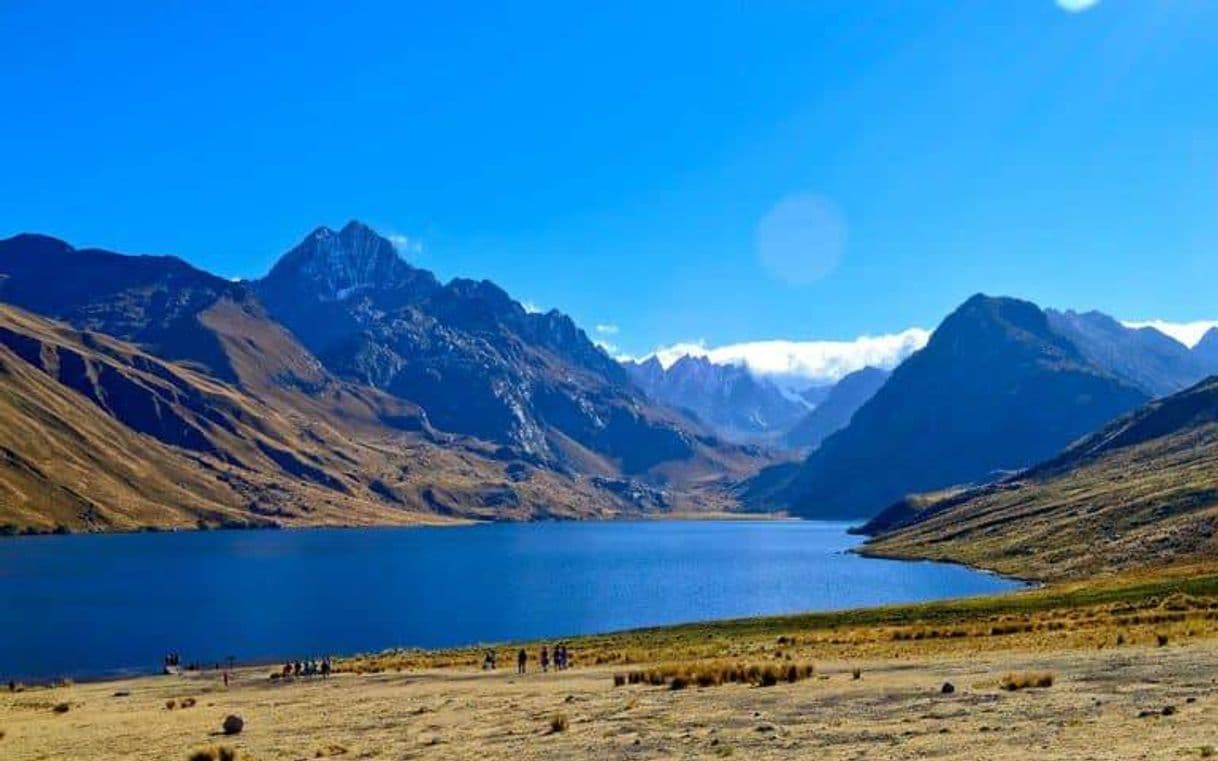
782 366 889 451
255 222 750 481
622 355 808 443
0 234 253 383
1195 328 1218 373
0 303 695 532
1046 309 1211 397
750 295 1150 519
861 375 1218 581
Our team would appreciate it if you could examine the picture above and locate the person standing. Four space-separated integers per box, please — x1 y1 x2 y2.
517 648 527 674
540 645 550 673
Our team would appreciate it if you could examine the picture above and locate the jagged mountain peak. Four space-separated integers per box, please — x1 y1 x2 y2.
265 220 426 301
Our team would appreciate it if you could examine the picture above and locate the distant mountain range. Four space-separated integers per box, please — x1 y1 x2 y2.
0 225 758 532
860 373 1218 581
781 367 890 451
621 355 810 443
1045 309 1213 397
746 294 1218 519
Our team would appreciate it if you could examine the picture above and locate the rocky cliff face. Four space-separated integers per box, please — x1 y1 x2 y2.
255 222 726 476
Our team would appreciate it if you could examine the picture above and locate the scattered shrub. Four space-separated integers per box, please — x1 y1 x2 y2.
758 666 778 687
669 675 690 691
180 697 197 708
1156 633 1169 647
549 713 569 733
52 702 70 714
166 699 177 710
852 667 862 680
999 671 1055 691
613 674 626 687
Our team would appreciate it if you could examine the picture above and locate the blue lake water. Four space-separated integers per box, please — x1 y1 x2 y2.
0 521 1021 681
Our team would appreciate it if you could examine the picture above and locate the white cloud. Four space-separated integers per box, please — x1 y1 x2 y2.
1122 319 1218 348
387 234 423 256
1055 0 1099 12
595 323 620 336
638 328 931 387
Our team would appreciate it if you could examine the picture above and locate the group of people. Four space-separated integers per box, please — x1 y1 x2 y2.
282 657 331 679
509 643 573 674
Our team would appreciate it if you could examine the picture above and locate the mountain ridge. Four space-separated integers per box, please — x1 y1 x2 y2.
747 294 1151 519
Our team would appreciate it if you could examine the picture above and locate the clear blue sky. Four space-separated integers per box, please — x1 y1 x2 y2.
3 1 1216 356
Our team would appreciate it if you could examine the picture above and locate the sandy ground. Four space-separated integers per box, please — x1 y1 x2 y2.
3 641 1218 760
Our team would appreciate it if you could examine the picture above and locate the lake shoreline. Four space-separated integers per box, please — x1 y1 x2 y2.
7 569 1218 760
0 509 799 541
1 521 1019 684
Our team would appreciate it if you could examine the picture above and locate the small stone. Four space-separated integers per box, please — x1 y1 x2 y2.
222 714 244 735
941 682 955 694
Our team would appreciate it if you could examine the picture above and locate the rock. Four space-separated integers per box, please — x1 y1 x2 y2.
222 714 244 735
941 682 955 694
1162 705 1177 716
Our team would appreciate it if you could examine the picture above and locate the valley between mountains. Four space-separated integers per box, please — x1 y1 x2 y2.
3 221 1218 586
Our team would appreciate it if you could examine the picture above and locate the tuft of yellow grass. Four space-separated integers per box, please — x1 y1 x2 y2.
549 713 569 733
187 746 238 761
999 671 1055 691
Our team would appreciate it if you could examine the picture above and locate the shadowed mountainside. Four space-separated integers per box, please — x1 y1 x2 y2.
1046 309 1212 397
747 295 1150 519
781 366 889 451
861 375 1218 581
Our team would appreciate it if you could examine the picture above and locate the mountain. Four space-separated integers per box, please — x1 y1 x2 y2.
1195 328 1218 372
860 375 1218 581
622 355 808 443
782 367 889 451
0 228 760 531
0 234 251 383
254 222 748 479
0 300 711 532
1045 309 1211 397
747 295 1150 519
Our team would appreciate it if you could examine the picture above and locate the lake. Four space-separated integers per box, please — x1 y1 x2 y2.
0 521 1020 681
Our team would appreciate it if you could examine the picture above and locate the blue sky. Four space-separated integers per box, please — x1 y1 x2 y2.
3 1 1217 359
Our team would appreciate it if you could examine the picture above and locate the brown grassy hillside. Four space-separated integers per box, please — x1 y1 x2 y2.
0 305 710 533
861 377 1218 581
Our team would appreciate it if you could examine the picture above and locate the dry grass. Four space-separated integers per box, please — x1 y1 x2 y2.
613 661 816 691
186 746 238 761
999 671 1055 691
548 713 569 733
